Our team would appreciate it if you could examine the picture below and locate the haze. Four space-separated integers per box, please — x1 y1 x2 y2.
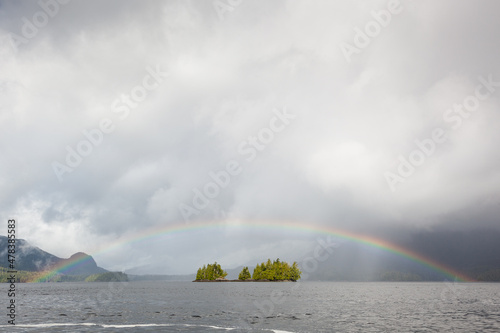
1 0 499 274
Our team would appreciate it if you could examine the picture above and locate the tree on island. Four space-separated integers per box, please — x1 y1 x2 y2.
238 266 251 280
195 262 227 280
252 258 301 281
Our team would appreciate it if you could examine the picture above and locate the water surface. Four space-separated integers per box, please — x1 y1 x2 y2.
1 281 499 332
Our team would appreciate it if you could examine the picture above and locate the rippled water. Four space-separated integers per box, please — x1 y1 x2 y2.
1 281 499 332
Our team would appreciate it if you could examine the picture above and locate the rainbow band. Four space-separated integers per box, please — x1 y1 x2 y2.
30 220 474 282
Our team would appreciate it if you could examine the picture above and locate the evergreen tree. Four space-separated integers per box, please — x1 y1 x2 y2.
282 262 291 280
289 262 301 281
238 267 251 280
206 264 213 280
273 258 284 280
252 264 262 280
195 259 300 282
195 262 227 280
251 259 301 281
265 259 274 280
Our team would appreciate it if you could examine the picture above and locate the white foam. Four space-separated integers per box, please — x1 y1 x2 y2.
0 322 294 332
0 323 96 328
182 323 235 330
0 323 170 328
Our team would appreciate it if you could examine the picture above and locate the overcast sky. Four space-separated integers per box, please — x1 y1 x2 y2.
1 0 499 274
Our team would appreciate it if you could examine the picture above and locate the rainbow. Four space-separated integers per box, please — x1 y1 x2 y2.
30 220 474 282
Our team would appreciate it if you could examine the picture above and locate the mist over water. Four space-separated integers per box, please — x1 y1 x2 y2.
2 281 499 332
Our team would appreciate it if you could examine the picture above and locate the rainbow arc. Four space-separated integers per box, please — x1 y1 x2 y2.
30 220 474 282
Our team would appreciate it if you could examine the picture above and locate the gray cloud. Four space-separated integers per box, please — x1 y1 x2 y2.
1 0 499 274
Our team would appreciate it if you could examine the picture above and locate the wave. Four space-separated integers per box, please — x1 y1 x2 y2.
0 322 294 332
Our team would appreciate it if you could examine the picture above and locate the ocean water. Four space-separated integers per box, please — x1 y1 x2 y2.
1 281 499 332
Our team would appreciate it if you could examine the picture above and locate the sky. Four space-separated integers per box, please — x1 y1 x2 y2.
0 0 499 274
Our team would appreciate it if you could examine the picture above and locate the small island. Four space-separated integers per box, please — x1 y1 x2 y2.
193 259 301 282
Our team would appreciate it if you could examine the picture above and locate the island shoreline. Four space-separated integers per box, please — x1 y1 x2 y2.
192 279 296 282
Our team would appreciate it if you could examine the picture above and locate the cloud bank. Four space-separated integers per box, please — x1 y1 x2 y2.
1 0 499 273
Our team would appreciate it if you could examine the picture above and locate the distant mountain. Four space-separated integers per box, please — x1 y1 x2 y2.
0 236 107 276
127 273 195 281
55 252 108 275
126 266 245 282
224 265 245 280
0 236 59 271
